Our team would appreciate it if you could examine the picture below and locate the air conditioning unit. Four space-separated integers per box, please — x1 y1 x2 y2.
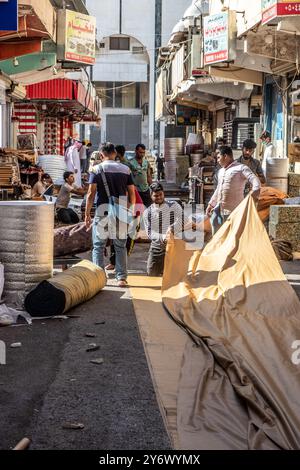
271 60 296 75
132 46 146 54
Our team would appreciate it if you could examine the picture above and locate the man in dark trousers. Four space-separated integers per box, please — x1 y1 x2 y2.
156 153 165 181
85 142 136 287
143 183 185 277
56 171 85 224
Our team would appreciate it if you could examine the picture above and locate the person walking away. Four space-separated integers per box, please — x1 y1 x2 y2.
86 142 93 172
65 141 82 187
85 142 136 288
156 153 165 181
56 171 85 224
237 139 266 195
206 146 261 235
107 188 144 271
260 131 276 177
115 145 127 164
126 144 152 207
79 140 88 173
143 183 186 276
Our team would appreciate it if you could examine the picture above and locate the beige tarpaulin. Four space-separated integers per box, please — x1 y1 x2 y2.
162 195 300 449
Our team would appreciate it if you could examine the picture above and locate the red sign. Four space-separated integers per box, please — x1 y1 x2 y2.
204 51 228 65
262 1 300 25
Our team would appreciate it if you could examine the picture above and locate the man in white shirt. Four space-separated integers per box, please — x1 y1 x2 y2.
143 183 186 276
79 140 87 173
206 146 261 235
56 171 85 224
260 131 276 176
65 141 82 187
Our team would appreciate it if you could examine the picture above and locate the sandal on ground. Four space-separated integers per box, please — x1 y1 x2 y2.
117 280 128 288
105 264 115 271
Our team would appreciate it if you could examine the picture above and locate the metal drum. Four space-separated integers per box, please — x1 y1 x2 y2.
164 138 185 183
0 201 54 307
190 152 204 166
266 158 289 193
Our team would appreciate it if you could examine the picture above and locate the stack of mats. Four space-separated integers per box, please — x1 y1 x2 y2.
288 173 300 198
269 205 300 252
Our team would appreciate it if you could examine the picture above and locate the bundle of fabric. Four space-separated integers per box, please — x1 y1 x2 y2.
271 238 294 261
25 260 106 317
162 195 300 449
54 223 92 257
257 186 287 222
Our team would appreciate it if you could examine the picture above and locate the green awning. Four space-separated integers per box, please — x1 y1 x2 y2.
0 53 57 76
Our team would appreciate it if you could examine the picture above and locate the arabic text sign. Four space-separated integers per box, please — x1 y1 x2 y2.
0 0 18 32
204 12 229 66
65 10 96 65
262 0 300 24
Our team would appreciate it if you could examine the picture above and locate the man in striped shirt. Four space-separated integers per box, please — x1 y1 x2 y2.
143 183 185 276
206 146 261 235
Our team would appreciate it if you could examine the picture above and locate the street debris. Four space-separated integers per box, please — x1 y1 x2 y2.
86 343 100 352
0 304 32 327
10 342 22 348
95 321 106 325
85 333 96 338
62 422 85 430
13 438 31 450
90 358 104 365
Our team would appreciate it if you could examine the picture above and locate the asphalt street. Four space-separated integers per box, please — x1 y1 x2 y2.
0 245 299 450
0 244 171 450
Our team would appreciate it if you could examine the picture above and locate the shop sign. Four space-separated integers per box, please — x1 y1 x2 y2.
203 12 230 66
0 0 18 32
58 9 96 65
262 0 300 25
176 105 200 126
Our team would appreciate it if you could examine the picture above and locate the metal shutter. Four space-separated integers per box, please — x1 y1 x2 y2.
106 115 142 150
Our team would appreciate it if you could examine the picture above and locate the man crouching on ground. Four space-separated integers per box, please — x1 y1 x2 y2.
143 183 186 277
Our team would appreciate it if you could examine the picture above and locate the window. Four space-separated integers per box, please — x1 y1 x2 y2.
97 82 140 109
109 37 130 51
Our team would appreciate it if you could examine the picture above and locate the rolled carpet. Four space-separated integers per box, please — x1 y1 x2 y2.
54 222 92 257
24 260 106 317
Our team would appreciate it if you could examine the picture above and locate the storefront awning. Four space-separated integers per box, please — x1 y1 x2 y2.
26 78 100 120
0 53 57 76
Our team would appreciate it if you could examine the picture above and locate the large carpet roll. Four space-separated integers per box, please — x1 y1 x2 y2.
0 201 54 307
25 260 106 317
162 195 300 449
54 222 92 257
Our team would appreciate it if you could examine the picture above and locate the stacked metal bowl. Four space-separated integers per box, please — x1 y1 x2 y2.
38 154 67 185
164 138 185 184
190 152 204 166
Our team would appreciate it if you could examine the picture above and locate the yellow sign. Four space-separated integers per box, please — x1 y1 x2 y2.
64 10 96 65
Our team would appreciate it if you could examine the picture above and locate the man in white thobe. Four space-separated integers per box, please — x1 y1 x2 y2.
65 141 82 187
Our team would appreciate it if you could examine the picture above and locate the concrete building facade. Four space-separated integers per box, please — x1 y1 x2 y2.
85 0 190 150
